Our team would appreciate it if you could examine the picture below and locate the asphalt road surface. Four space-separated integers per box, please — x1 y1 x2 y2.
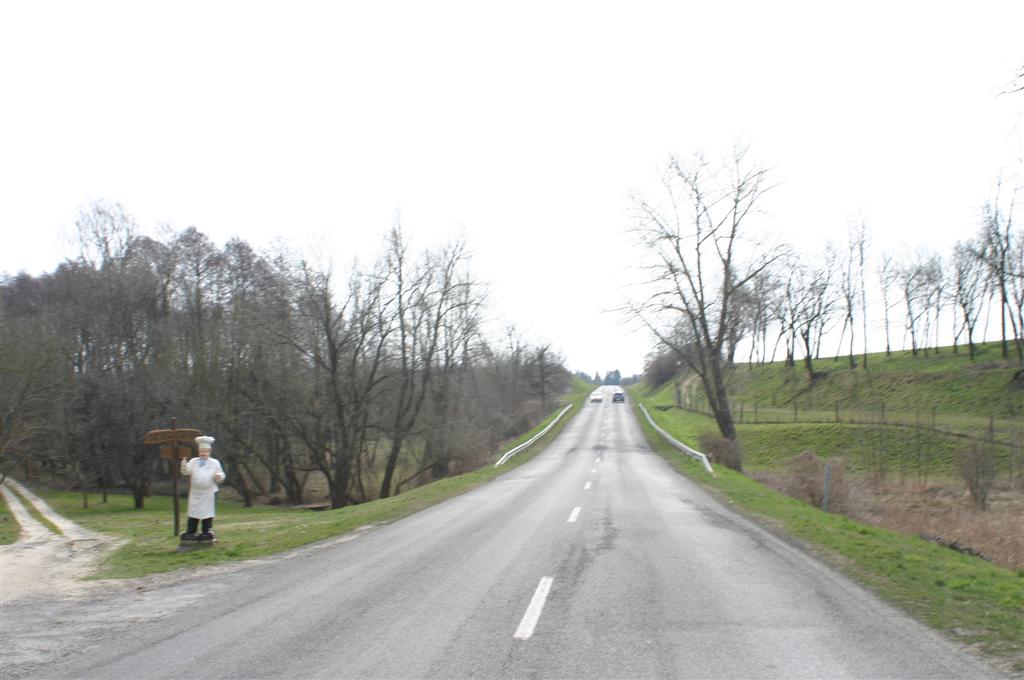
34 391 997 679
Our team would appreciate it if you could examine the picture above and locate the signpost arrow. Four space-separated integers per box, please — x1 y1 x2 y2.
144 419 202 537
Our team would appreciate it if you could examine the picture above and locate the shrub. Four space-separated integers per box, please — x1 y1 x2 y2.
784 450 847 511
697 434 743 472
959 442 996 510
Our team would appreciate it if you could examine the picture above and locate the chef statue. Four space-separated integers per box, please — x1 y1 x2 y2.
180 435 226 541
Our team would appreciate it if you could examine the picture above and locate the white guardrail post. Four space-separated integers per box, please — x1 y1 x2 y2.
495 404 574 467
638 403 716 477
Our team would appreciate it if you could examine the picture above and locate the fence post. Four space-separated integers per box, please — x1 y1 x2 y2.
740 402 744 424
1018 429 1024 489
754 402 759 424
794 402 798 423
835 401 840 423
822 463 831 512
880 401 886 425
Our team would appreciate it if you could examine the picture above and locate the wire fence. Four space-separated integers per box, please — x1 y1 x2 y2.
676 386 1024 485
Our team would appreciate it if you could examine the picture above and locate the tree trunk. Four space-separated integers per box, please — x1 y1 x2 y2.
379 436 404 500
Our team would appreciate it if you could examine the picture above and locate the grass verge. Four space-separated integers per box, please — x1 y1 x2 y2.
630 386 1024 666
0 493 19 544
30 381 592 580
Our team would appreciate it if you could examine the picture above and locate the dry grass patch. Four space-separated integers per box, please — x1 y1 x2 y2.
845 479 1023 570
752 471 1023 570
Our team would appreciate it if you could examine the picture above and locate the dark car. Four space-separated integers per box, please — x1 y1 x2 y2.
612 392 625 403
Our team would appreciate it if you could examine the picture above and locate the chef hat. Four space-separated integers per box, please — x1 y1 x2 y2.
195 436 215 449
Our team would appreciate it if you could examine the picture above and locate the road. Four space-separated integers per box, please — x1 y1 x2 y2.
15 390 997 679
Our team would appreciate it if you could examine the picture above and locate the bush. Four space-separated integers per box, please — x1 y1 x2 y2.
784 450 847 511
959 442 996 510
698 435 743 472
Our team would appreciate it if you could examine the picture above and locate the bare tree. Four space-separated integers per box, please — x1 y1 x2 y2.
416 264 484 482
897 251 940 357
628 145 782 450
857 223 870 368
951 240 987 359
745 269 781 365
974 187 1022 361
879 253 898 356
922 254 945 356
835 224 867 369
1002 62 1024 95
283 257 393 509
528 344 569 412
791 249 839 381
378 230 475 500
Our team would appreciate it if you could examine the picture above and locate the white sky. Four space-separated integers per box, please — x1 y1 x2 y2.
2 1 1022 376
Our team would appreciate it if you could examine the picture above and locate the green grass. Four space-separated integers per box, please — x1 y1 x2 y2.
0 493 19 544
630 387 1024 662
728 342 1023 419
675 345 1024 459
28 379 594 580
650 362 1022 478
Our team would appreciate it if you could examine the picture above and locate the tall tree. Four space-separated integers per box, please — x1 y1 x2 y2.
975 188 1022 361
879 253 898 356
628 145 782 451
791 250 839 381
897 252 939 357
378 231 474 500
951 240 987 359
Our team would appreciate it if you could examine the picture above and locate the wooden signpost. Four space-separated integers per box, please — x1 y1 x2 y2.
143 418 202 537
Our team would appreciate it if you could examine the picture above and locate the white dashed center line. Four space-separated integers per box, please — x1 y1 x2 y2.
584 481 592 490
590 468 596 474
514 577 554 640
567 506 581 523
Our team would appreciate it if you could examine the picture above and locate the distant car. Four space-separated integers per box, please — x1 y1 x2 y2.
612 392 625 403
590 395 603 403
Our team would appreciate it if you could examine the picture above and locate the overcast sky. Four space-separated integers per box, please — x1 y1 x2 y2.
2 1 1022 376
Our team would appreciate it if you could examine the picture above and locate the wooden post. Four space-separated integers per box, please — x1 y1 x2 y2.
146 423 200 540
822 463 832 512
171 418 180 537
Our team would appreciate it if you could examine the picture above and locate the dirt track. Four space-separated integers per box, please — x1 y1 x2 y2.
0 479 225 678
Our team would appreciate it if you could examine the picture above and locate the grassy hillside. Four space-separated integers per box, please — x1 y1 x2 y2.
661 342 1023 477
725 342 1022 419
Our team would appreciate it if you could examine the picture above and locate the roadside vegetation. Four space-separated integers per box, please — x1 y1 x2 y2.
646 343 1023 565
25 380 591 580
630 382 1024 668
0 494 18 544
1 205 580 513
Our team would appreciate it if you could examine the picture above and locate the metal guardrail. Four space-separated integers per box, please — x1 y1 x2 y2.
494 404 574 467
638 403 716 477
